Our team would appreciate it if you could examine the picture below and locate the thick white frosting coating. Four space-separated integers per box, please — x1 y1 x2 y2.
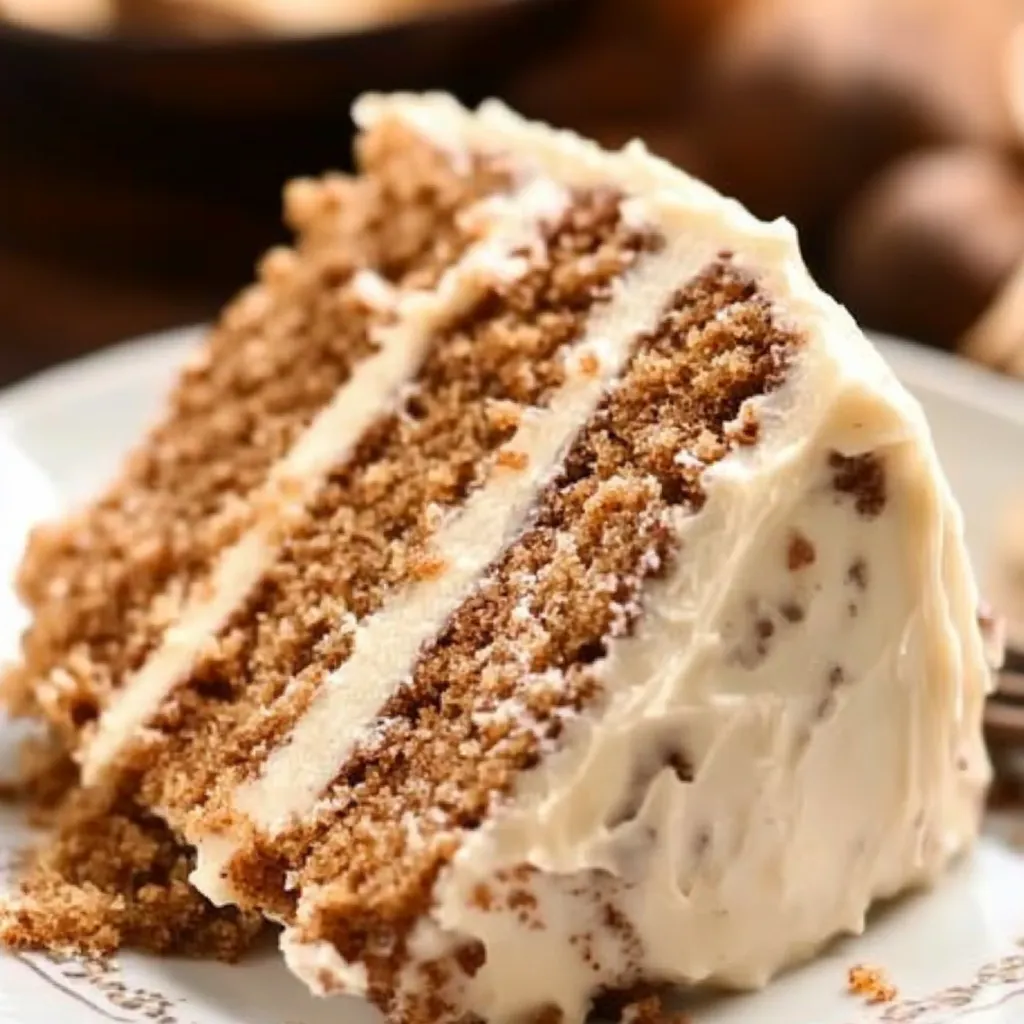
278 96 992 1022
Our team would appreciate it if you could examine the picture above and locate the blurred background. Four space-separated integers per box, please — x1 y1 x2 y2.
3 0 1024 386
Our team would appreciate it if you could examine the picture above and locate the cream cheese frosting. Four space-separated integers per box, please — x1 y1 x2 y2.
270 95 992 1022
282 336 989 1024
398 386 987 1024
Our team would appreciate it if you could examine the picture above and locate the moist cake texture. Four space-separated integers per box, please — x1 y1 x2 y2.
0 94 994 1024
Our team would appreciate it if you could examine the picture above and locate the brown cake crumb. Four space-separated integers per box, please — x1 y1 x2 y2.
830 452 887 518
532 1005 565 1024
780 600 805 623
453 939 486 978
410 553 449 582
314 966 349 995
486 399 523 432
725 403 760 446
787 531 817 571
496 449 530 471
469 882 494 911
847 557 868 589
0 791 262 960
619 993 691 1024
847 963 898 1004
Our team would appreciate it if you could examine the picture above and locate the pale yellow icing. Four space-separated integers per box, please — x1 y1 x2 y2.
275 95 992 1023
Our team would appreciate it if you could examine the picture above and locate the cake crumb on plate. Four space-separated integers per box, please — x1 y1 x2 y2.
847 963 898 1004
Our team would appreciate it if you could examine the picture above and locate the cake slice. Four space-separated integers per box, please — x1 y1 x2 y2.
2 94 993 1024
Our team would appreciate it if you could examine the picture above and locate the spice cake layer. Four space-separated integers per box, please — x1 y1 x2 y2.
2 95 994 1024
0 120 513 756
117 181 661 813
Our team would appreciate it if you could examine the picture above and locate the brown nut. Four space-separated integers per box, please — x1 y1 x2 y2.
676 0 1020 235
831 148 1024 350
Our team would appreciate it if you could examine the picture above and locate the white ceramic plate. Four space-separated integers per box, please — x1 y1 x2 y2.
1 328 1023 1024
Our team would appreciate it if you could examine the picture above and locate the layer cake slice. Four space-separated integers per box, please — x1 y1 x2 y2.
1 94 993 1024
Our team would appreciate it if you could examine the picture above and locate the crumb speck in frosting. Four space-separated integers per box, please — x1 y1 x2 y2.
725 403 760 446
829 452 887 518
497 449 530 471
409 553 448 581
787 531 816 571
532 1004 565 1024
846 557 868 590
469 882 494 911
454 940 486 978
578 351 601 377
780 600 805 623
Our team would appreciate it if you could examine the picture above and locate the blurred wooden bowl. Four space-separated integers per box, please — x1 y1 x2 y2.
0 0 583 292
